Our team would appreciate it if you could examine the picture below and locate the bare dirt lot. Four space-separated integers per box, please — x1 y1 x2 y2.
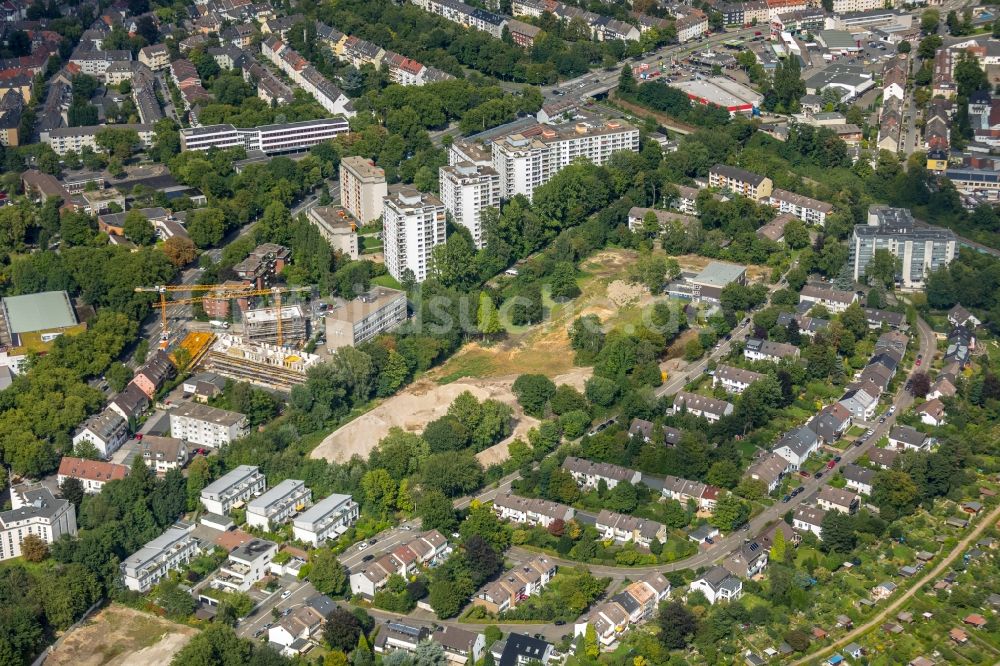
46 604 198 666
310 368 589 465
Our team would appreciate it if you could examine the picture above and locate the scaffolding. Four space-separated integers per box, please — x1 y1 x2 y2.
200 334 321 392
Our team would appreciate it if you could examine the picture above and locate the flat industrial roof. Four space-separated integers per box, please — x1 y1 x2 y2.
2 290 77 333
692 261 747 288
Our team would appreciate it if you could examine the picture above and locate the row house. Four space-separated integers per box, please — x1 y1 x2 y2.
676 12 708 43
817 486 860 515
473 557 556 614
670 391 734 423
799 285 857 313
492 493 575 528
561 456 641 490
744 337 799 363
583 572 670 646
595 510 666 547
349 530 449 597
744 451 790 495
411 0 508 38
57 456 128 494
713 364 765 395
269 605 325 657
839 383 879 422
130 349 174 399
661 475 720 512
628 419 683 446
261 36 355 117
108 383 150 429
768 188 833 226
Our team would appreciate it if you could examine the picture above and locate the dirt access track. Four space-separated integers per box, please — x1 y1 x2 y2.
310 369 590 466
46 604 198 666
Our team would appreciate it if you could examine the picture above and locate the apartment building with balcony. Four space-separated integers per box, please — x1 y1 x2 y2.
209 538 278 593
325 287 407 350
0 487 77 561
708 164 773 201
200 465 266 515
850 205 957 290
246 479 312 530
382 188 446 283
439 162 500 249
170 402 249 448
121 522 204 592
340 156 388 224
292 493 359 546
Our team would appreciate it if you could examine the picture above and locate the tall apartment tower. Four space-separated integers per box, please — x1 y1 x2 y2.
490 120 639 201
850 205 957 290
438 163 500 249
340 156 388 224
382 188 446 283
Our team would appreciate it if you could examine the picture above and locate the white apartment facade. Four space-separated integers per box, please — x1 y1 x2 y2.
200 465 266 515
325 288 408 350
42 124 155 156
382 188 446 283
179 119 350 155
170 403 249 448
121 523 203 592
72 408 129 458
340 156 388 225
0 487 77 561
439 163 500 249
491 121 639 201
246 479 312 530
210 539 278 593
292 493 359 545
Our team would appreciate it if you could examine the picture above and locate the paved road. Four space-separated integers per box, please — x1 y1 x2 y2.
237 577 313 639
791 500 1000 666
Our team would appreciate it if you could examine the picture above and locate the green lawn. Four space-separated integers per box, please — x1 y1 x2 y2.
371 274 403 290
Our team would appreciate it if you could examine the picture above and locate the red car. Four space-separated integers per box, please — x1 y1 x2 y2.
134 433 143 440
915 359 922 366
826 459 836 470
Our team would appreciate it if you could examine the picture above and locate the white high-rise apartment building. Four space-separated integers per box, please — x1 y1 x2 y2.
439 163 500 248
340 156 388 224
491 120 639 201
382 188 446 283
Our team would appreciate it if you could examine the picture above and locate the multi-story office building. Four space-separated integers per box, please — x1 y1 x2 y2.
246 479 312 530
121 522 204 592
292 493 359 545
340 156 388 224
325 287 408 350
200 465 266 515
0 487 77 561
850 206 957 290
491 120 639 201
439 163 500 248
179 119 350 155
382 188 447 283
169 402 249 448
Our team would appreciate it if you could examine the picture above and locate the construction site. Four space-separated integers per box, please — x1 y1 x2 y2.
138 255 321 392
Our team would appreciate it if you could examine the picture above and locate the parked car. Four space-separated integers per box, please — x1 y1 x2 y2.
358 542 369 550
814 471 823 479
280 590 291 600
782 495 792 502
362 554 374 562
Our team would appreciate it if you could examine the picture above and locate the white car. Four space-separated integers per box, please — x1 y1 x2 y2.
358 542 369 551
280 590 291 600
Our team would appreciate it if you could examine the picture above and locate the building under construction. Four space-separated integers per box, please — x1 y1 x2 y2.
200 334 321 392
243 304 308 346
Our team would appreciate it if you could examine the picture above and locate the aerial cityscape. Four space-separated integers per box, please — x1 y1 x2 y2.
0 0 999 664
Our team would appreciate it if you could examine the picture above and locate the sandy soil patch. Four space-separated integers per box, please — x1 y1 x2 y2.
311 369 588 465
46 604 198 666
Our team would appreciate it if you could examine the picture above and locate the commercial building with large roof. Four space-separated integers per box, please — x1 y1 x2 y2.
0 290 87 353
670 77 762 115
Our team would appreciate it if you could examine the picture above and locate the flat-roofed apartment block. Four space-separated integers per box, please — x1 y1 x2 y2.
243 304 308 345
293 493 359 545
170 402 249 448
210 538 278 593
200 465 266 515
850 205 957 290
769 188 833 226
121 522 204 592
0 487 77 561
42 123 155 156
307 206 359 259
246 479 312 530
382 188 446 283
179 119 349 155
439 162 500 248
491 120 639 201
340 156 388 224
708 164 773 201
325 287 407 350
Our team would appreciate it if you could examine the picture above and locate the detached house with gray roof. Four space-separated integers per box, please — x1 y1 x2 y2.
671 391 734 423
713 364 766 395
745 452 790 495
690 565 743 604
773 426 819 469
808 402 852 444
888 425 932 452
842 463 875 495
744 338 800 363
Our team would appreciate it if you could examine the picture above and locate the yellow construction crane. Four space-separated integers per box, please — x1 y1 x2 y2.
136 284 313 348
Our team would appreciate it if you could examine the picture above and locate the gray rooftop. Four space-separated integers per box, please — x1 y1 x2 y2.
2 290 77 333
